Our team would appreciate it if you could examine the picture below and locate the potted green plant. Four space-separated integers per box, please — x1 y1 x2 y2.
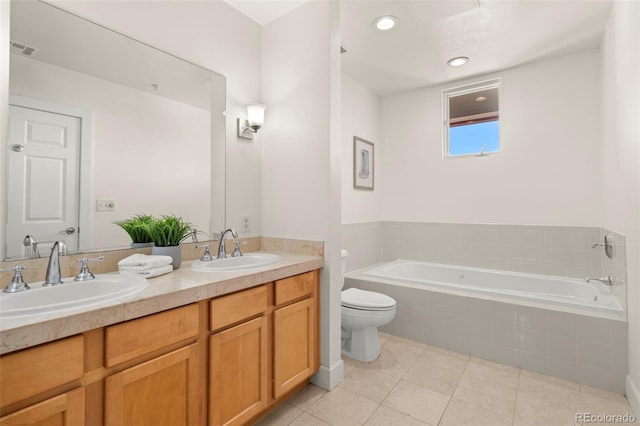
147 215 195 269
114 214 154 248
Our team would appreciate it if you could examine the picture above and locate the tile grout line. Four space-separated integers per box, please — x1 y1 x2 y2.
377 338 432 425
511 368 522 426
436 352 471 425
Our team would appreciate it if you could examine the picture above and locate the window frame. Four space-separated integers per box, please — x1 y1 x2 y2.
442 77 502 158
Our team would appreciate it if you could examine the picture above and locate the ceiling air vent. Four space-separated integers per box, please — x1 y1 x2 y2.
10 40 38 56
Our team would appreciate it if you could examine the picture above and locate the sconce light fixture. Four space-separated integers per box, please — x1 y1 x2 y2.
238 103 267 140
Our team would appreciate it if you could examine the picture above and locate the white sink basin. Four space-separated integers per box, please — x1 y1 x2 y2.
0 273 148 319
191 253 283 272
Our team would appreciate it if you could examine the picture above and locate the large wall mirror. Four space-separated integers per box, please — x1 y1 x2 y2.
4 0 226 260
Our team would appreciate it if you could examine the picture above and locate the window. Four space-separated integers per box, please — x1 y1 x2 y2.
443 78 501 157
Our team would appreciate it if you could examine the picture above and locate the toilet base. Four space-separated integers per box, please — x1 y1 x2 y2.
341 326 381 362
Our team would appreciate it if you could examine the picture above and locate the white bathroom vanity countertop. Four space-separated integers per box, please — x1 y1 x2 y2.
0 253 323 355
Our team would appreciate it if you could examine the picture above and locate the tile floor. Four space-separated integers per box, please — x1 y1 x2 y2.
257 332 637 426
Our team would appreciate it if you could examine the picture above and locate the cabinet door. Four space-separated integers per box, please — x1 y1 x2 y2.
105 345 199 426
273 297 316 399
0 387 84 426
209 316 268 426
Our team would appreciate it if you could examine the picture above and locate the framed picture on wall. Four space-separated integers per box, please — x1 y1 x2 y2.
353 136 374 190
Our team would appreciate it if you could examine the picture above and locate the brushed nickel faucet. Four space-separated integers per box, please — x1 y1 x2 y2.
196 244 214 262
231 240 246 258
74 257 105 281
43 241 68 286
216 229 237 259
1 265 29 293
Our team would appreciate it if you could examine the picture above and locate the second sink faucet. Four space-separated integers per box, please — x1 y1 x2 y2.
216 229 238 259
43 241 68 286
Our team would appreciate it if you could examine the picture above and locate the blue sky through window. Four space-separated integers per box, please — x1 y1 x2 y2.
449 121 499 156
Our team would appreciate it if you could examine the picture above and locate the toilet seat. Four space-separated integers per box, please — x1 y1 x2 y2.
341 288 396 311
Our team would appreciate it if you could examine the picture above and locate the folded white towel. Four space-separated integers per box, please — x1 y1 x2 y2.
117 253 172 269
119 264 170 273
119 264 173 278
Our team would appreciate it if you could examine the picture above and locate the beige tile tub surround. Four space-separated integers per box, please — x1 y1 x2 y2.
346 275 628 394
258 333 637 426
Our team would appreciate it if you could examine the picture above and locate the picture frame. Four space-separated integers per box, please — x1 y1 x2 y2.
353 136 374 190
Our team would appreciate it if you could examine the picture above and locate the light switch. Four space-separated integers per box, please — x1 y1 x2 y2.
96 199 116 211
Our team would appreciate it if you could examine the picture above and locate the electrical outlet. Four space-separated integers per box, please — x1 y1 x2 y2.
96 199 116 211
242 215 251 233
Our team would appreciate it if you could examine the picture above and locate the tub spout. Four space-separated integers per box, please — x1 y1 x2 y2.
585 276 614 286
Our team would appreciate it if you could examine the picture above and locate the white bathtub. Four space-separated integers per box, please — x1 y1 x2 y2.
362 259 623 317
346 259 627 393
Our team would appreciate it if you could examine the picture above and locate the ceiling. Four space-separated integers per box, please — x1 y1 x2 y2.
11 1 217 109
224 0 312 25
228 0 613 97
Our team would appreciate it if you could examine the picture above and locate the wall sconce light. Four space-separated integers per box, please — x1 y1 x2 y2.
238 103 267 140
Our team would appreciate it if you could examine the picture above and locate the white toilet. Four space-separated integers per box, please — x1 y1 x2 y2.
341 250 396 362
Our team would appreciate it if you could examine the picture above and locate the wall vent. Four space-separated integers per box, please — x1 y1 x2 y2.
10 40 38 56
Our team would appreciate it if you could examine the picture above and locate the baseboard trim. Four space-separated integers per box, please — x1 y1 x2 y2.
627 374 640 418
311 359 344 391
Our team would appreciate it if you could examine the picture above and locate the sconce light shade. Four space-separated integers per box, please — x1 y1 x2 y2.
238 103 267 140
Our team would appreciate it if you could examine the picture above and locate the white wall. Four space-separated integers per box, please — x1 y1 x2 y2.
601 0 640 413
380 50 603 226
0 0 9 259
46 0 264 238
341 74 382 224
262 1 343 389
10 56 210 248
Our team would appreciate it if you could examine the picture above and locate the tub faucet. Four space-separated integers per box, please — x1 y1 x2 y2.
585 276 614 286
216 229 237 259
43 241 67 286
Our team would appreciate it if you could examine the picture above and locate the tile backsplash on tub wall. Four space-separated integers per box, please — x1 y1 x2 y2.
343 221 628 313
342 222 383 272
382 222 604 279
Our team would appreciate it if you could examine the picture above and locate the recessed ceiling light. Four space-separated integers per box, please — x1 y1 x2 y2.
447 56 469 67
374 15 397 31
475 96 487 102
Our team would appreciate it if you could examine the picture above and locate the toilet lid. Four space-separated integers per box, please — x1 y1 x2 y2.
341 288 396 310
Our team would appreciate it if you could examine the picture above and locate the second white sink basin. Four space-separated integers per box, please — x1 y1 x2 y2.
0 273 148 319
191 253 283 272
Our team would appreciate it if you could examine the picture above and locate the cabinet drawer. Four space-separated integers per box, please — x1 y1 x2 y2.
105 304 199 367
0 335 84 409
275 271 317 305
210 285 268 331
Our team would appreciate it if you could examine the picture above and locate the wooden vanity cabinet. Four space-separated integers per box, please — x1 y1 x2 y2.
209 270 320 426
209 285 269 426
0 268 320 426
0 387 84 426
273 271 319 399
0 335 85 425
103 304 201 426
